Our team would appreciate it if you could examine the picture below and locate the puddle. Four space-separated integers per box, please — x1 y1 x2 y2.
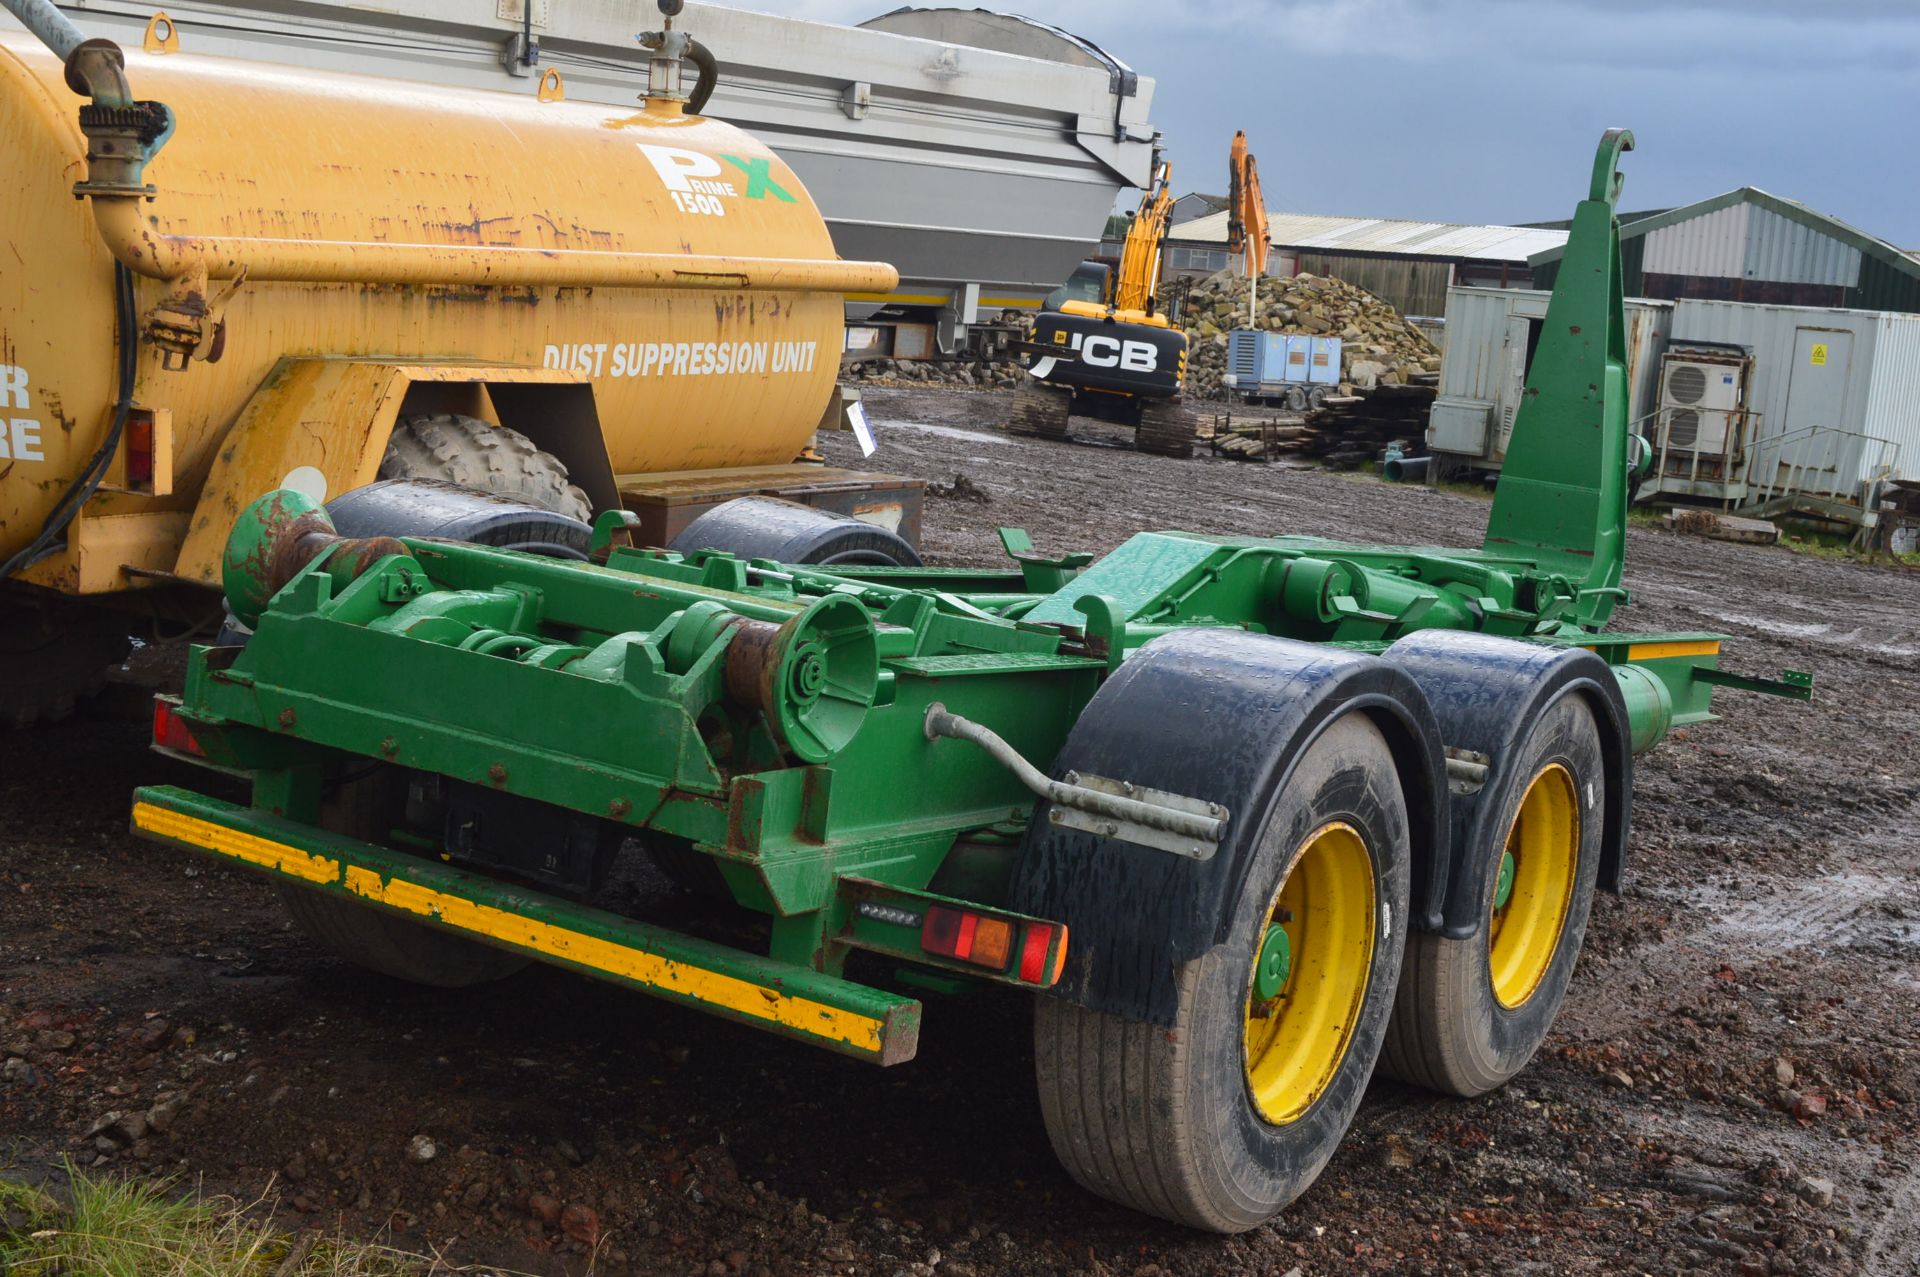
1702 869 1919 952
877 419 1013 446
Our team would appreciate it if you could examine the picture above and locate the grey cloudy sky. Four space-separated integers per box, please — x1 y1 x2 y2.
766 0 1920 246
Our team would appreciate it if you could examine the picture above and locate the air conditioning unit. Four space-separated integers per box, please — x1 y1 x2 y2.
1658 346 1749 456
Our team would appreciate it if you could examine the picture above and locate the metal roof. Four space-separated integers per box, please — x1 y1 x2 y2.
1527 187 1920 285
1168 211 1568 264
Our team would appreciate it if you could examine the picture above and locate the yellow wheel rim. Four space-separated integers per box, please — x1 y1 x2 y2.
1488 763 1580 1009
1243 821 1376 1125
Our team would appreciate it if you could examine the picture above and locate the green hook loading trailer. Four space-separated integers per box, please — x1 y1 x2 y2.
132 133 1808 1232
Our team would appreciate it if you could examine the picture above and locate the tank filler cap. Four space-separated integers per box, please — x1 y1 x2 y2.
637 0 715 113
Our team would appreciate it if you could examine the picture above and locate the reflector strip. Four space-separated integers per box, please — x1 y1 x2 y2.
131 800 889 1055
151 700 203 756
1620 640 1720 661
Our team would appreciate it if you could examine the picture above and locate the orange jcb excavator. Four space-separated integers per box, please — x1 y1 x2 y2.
1009 160 1195 455
1013 135 1271 457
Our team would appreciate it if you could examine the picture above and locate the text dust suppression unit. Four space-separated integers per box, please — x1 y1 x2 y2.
0 0 912 727
133 133 1809 1231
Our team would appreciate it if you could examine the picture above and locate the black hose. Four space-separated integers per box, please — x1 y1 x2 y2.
684 37 717 115
0 264 138 581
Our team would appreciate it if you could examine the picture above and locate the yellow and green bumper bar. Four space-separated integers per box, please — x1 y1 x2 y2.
132 786 923 1065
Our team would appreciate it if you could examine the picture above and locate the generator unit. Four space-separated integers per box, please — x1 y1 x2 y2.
1223 330 1342 410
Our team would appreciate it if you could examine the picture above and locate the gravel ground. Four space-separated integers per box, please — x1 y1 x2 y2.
3 384 1917 1277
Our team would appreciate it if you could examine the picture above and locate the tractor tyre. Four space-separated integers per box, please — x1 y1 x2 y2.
1033 710 1410 1232
1134 398 1197 459
1005 381 1073 440
381 413 591 523
1379 694 1604 1096
0 593 132 729
278 768 530 988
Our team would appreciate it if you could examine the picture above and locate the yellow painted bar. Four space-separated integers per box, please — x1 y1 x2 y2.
1624 640 1721 661
131 796 918 1062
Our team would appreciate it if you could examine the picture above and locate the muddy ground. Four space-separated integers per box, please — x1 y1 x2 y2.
3 385 1917 1276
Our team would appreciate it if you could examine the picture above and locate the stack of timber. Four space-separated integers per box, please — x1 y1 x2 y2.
1207 380 1438 465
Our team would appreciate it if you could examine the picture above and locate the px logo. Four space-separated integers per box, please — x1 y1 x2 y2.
1053 330 1160 374
636 144 797 218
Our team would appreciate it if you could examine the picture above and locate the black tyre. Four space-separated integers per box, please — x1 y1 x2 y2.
278 768 529 988
1006 380 1072 440
327 479 590 560
382 413 591 522
1033 711 1411 1232
669 496 921 567
1134 398 1196 459
0 594 132 729
1380 695 1604 1096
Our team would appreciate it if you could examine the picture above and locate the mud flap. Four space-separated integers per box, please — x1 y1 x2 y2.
1382 629 1633 938
1008 629 1447 1027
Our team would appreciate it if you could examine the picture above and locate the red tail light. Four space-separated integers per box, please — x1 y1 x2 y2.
152 699 203 756
921 906 1014 972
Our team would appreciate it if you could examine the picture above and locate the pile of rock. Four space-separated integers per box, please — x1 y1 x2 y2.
1175 270 1440 401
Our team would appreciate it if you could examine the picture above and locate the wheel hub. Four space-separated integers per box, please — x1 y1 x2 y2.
1254 922 1292 1002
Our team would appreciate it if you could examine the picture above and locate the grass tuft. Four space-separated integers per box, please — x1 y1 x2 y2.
0 1162 531 1276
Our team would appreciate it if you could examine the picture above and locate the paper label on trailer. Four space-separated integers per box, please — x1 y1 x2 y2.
847 401 877 457
1809 343 1829 366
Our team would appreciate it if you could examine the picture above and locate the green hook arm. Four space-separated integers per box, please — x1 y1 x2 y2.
1588 128 1635 207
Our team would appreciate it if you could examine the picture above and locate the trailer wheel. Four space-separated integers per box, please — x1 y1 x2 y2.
0 594 131 729
1134 399 1196 459
1381 695 1603 1096
1034 712 1410 1232
382 414 592 522
279 768 529 988
1005 381 1072 440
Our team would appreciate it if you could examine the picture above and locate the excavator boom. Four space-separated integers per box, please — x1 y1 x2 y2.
1110 161 1174 315
1227 130 1269 280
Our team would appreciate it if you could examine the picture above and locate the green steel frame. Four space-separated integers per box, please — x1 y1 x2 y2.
132 131 1810 1063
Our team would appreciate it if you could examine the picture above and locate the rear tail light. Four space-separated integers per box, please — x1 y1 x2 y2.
1018 921 1068 986
921 907 1067 985
151 698 203 756
921 906 1012 971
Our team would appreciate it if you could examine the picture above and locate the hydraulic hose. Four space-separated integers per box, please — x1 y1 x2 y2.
0 265 138 581
684 37 717 115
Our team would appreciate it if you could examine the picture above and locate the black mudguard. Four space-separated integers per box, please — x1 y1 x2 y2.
1008 629 1447 1026
1382 630 1633 939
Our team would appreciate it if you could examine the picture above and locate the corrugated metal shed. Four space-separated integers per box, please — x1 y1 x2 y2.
1173 212 1567 264
1532 188 1920 314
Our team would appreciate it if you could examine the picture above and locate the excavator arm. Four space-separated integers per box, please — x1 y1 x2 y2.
1109 161 1174 316
1226 131 1269 281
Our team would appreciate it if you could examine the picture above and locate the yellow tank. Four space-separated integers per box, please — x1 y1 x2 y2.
0 29 894 592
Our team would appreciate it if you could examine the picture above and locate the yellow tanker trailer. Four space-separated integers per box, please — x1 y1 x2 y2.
0 0 908 725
